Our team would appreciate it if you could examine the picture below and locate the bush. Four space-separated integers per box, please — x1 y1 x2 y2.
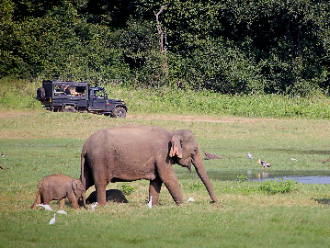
259 179 298 194
119 183 135 196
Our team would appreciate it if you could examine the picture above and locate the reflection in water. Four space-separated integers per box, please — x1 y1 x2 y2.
175 170 330 184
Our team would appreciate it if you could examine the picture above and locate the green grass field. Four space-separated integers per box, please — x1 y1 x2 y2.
1 80 330 247
1 107 330 247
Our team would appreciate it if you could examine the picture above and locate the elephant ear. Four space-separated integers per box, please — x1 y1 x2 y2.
169 135 183 158
72 180 84 197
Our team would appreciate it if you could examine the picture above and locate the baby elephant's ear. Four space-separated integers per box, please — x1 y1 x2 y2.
73 180 84 196
169 135 183 158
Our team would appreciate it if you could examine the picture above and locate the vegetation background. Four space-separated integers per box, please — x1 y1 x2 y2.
1 0 330 96
1 1 330 246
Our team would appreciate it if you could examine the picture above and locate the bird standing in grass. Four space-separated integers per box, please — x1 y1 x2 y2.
56 210 68 215
36 204 53 211
148 196 153 209
49 214 56 225
90 202 98 211
257 159 271 171
247 153 253 159
203 151 222 160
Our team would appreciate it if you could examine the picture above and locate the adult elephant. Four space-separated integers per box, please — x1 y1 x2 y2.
80 125 217 205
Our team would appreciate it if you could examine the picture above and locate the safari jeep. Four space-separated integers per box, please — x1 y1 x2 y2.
36 80 127 118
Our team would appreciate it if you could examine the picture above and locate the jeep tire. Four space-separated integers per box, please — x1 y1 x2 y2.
112 107 126 118
64 106 77 113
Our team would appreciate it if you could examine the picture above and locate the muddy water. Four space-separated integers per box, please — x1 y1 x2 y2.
176 170 330 184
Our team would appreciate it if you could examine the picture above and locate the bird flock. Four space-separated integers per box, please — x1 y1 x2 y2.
44 202 101 225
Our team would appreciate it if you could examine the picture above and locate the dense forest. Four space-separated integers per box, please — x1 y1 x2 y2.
1 0 330 95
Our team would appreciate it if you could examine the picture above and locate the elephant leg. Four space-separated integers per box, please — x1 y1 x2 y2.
43 195 51 205
157 165 183 205
59 198 66 209
95 183 107 205
149 177 162 205
70 199 78 209
163 179 183 205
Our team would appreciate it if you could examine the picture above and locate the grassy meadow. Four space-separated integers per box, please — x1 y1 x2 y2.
1 80 330 247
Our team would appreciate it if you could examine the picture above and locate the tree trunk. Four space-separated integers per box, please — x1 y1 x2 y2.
154 5 169 78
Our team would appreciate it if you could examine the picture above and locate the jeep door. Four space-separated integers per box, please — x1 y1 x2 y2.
90 89 107 110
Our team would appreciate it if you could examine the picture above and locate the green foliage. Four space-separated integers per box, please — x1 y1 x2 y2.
0 79 39 109
260 179 298 194
119 183 135 196
236 175 248 183
2 79 330 119
1 0 330 95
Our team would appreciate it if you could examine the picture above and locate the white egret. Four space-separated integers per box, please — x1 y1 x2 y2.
187 197 195 202
36 204 53 211
148 196 153 209
90 202 99 211
247 153 253 159
56 210 68 215
49 214 56 225
291 158 298 161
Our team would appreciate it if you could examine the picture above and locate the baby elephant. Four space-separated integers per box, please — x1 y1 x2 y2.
86 189 128 204
31 174 86 210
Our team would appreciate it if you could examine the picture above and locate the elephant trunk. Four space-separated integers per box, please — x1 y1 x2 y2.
192 151 218 203
81 193 87 209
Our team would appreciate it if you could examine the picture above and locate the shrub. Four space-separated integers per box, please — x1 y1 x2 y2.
119 183 135 195
259 179 298 194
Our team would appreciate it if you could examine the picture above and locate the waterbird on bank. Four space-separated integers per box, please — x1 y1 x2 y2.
36 204 53 211
90 202 98 211
291 158 298 161
256 159 271 171
148 196 153 209
56 210 68 215
247 153 253 159
49 214 56 225
0 164 9 169
321 156 330 164
203 151 222 160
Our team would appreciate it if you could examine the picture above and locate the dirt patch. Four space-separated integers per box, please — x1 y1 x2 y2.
0 110 273 123
0 110 38 120
126 114 273 123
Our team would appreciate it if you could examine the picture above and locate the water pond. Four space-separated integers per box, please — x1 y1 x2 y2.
176 170 330 184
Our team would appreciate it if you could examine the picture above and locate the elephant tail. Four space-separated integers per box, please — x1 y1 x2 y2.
80 148 94 207
80 150 86 190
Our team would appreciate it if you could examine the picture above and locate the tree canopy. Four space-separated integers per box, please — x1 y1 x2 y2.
1 0 330 95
